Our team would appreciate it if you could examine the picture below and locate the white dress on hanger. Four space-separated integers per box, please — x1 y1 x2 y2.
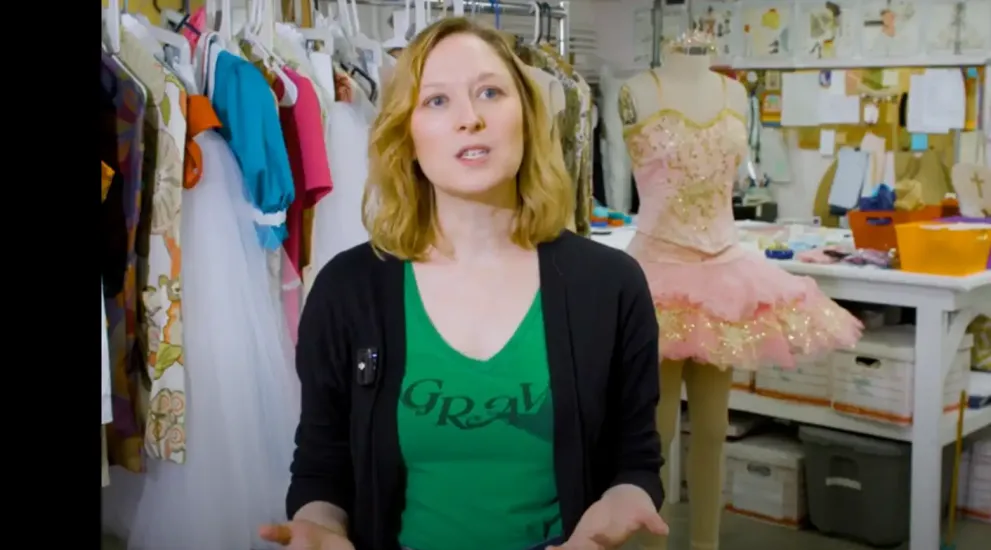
307 95 375 290
101 130 299 550
598 65 633 213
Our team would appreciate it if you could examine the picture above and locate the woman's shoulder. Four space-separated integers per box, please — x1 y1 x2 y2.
308 241 391 300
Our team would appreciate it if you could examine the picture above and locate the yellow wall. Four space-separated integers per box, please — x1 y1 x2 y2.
103 0 205 26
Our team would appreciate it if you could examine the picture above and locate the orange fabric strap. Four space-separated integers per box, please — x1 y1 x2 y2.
183 95 223 189
101 161 115 203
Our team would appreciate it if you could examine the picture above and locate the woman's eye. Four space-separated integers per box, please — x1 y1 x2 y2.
425 96 447 107
479 87 501 100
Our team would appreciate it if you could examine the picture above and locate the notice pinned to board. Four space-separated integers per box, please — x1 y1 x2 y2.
818 94 862 125
819 129 837 156
882 70 900 87
910 133 929 151
781 72 821 127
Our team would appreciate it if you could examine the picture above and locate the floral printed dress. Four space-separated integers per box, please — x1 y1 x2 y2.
119 28 189 465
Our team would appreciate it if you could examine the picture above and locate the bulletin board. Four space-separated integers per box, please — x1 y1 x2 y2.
743 65 985 164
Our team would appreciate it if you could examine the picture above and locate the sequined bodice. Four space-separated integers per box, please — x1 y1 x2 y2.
624 107 748 257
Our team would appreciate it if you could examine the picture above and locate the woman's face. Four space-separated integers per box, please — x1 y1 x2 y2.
410 33 525 199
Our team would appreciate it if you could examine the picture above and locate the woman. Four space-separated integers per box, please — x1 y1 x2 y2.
260 17 667 550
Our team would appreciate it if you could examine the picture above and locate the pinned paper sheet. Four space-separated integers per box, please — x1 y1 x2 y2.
882 70 899 87
827 70 847 95
907 70 966 133
781 72 821 126
758 126 792 183
863 103 880 124
910 133 929 151
818 93 862 124
819 129 836 156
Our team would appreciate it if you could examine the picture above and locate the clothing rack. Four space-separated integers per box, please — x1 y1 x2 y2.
330 0 570 57
649 0 662 68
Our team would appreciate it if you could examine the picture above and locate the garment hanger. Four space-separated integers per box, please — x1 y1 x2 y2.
125 13 198 90
196 0 232 100
341 0 383 77
344 0 381 57
347 64 378 104
104 0 122 54
312 11 357 65
528 0 541 44
160 8 186 30
299 26 337 57
382 0 412 51
240 0 298 105
540 2 553 45
134 14 193 65
217 0 232 41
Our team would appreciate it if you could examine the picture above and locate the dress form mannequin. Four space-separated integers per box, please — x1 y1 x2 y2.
617 32 862 550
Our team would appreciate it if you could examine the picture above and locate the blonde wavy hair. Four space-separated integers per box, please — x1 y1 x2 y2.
362 17 574 260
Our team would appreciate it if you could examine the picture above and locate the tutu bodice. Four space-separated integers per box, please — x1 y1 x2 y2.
624 74 748 259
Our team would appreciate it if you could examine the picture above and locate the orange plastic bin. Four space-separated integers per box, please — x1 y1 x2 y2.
895 221 991 276
848 206 943 253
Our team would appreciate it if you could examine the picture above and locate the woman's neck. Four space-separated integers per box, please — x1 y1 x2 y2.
657 52 712 80
431 185 520 264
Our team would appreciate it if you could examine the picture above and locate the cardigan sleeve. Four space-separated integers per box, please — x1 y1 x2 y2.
286 264 355 520
609 260 665 509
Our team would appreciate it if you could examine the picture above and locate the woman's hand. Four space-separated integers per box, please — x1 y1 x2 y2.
258 520 355 550
548 485 668 550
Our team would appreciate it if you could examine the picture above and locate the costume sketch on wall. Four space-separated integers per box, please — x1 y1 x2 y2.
861 0 921 57
741 3 793 58
924 0 991 56
796 1 858 60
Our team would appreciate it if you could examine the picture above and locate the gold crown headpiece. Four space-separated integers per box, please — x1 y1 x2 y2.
665 29 717 55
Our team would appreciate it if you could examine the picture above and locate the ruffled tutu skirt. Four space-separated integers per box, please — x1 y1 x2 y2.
632 242 863 371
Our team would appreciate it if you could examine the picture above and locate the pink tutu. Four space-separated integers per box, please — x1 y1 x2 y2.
636 245 863 371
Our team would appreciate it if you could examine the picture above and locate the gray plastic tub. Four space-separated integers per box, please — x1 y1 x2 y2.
799 426 953 547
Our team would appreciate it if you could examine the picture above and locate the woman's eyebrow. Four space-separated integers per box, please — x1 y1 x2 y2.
420 71 505 91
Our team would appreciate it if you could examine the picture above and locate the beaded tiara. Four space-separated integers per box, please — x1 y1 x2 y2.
665 29 717 55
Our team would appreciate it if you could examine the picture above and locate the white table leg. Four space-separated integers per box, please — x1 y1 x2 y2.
668 405 682 504
910 307 946 550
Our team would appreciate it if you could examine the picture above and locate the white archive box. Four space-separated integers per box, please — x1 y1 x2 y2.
678 413 765 502
962 436 991 524
830 325 972 425
724 434 807 528
755 355 832 406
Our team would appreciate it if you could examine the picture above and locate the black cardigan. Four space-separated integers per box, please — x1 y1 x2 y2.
286 231 664 550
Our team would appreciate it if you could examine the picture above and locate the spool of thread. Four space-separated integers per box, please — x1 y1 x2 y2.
765 248 794 260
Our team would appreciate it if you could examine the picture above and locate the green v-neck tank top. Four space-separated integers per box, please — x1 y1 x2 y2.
397 262 562 550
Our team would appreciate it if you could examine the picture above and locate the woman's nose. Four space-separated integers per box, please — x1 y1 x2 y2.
455 100 485 133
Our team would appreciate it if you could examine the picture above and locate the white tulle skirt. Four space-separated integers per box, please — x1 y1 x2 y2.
309 99 373 285
101 130 300 550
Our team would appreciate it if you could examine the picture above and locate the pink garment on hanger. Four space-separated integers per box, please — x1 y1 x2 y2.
180 7 207 49
273 68 333 344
